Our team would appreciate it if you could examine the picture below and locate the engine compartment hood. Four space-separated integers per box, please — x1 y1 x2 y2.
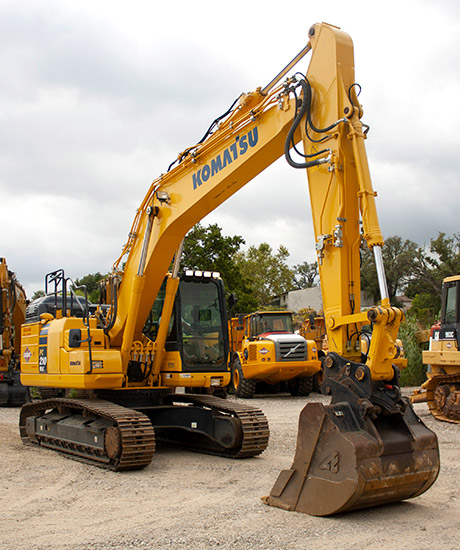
259 333 307 344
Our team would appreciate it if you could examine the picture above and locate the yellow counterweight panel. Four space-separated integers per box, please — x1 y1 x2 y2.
20 322 40 375
20 318 124 389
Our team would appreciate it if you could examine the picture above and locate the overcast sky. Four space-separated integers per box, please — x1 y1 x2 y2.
1 0 460 296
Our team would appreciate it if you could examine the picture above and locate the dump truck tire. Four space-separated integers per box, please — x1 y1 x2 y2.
232 358 256 398
288 376 314 397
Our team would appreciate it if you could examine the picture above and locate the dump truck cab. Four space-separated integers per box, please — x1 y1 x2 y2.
229 311 321 398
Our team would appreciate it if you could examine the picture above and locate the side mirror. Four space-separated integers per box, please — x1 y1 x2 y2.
228 293 238 311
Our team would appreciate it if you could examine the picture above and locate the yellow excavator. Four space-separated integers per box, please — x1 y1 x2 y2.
0 258 28 405
19 23 439 516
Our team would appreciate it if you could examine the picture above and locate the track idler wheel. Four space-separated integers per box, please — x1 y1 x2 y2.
432 383 460 420
263 353 440 516
104 426 122 459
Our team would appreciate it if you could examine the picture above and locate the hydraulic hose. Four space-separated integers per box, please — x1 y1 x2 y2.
284 79 331 169
285 77 351 169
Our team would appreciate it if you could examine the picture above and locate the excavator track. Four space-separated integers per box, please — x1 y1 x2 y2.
425 372 460 423
19 398 156 471
161 394 270 458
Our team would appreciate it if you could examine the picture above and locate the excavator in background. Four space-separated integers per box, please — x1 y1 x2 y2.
0 258 28 405
229 311 321 398
19 23 439 516
412 275 460 422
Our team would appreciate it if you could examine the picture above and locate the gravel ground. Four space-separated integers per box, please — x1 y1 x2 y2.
1 390 459 550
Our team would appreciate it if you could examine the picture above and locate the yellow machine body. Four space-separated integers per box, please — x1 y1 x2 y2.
1 258 26 364
21 316 230 391
21 317 123 390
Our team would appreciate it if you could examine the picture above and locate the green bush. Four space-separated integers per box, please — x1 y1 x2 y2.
398 316 427 386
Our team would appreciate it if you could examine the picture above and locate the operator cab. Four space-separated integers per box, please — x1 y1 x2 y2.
143 270 229 372
438 275 460 349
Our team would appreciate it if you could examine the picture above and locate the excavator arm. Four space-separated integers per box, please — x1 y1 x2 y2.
294 24 401 380
258 23 438 516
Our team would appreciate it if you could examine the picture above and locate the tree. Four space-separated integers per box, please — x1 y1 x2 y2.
409 232 460 296
408 292 440 328
361 236 418 304
235 243 296 308
74 272 105 304
429 232 460 278
293 260 318 289
181 223 257 312
31 290 45 301
406 232 460 324
182 223 243 285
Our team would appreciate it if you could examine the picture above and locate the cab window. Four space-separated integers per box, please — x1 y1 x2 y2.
445 284 457 324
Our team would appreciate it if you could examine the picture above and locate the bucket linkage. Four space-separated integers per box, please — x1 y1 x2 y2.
263 352 440 516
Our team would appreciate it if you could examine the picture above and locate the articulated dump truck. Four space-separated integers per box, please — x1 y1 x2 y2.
229 311 320 397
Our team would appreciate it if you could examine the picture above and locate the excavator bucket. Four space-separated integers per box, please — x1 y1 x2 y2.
263 354 440 516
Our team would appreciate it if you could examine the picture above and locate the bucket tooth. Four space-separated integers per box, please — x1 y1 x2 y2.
263 354 440 516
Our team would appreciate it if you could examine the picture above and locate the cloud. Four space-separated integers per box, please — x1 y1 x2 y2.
1 0 460 298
